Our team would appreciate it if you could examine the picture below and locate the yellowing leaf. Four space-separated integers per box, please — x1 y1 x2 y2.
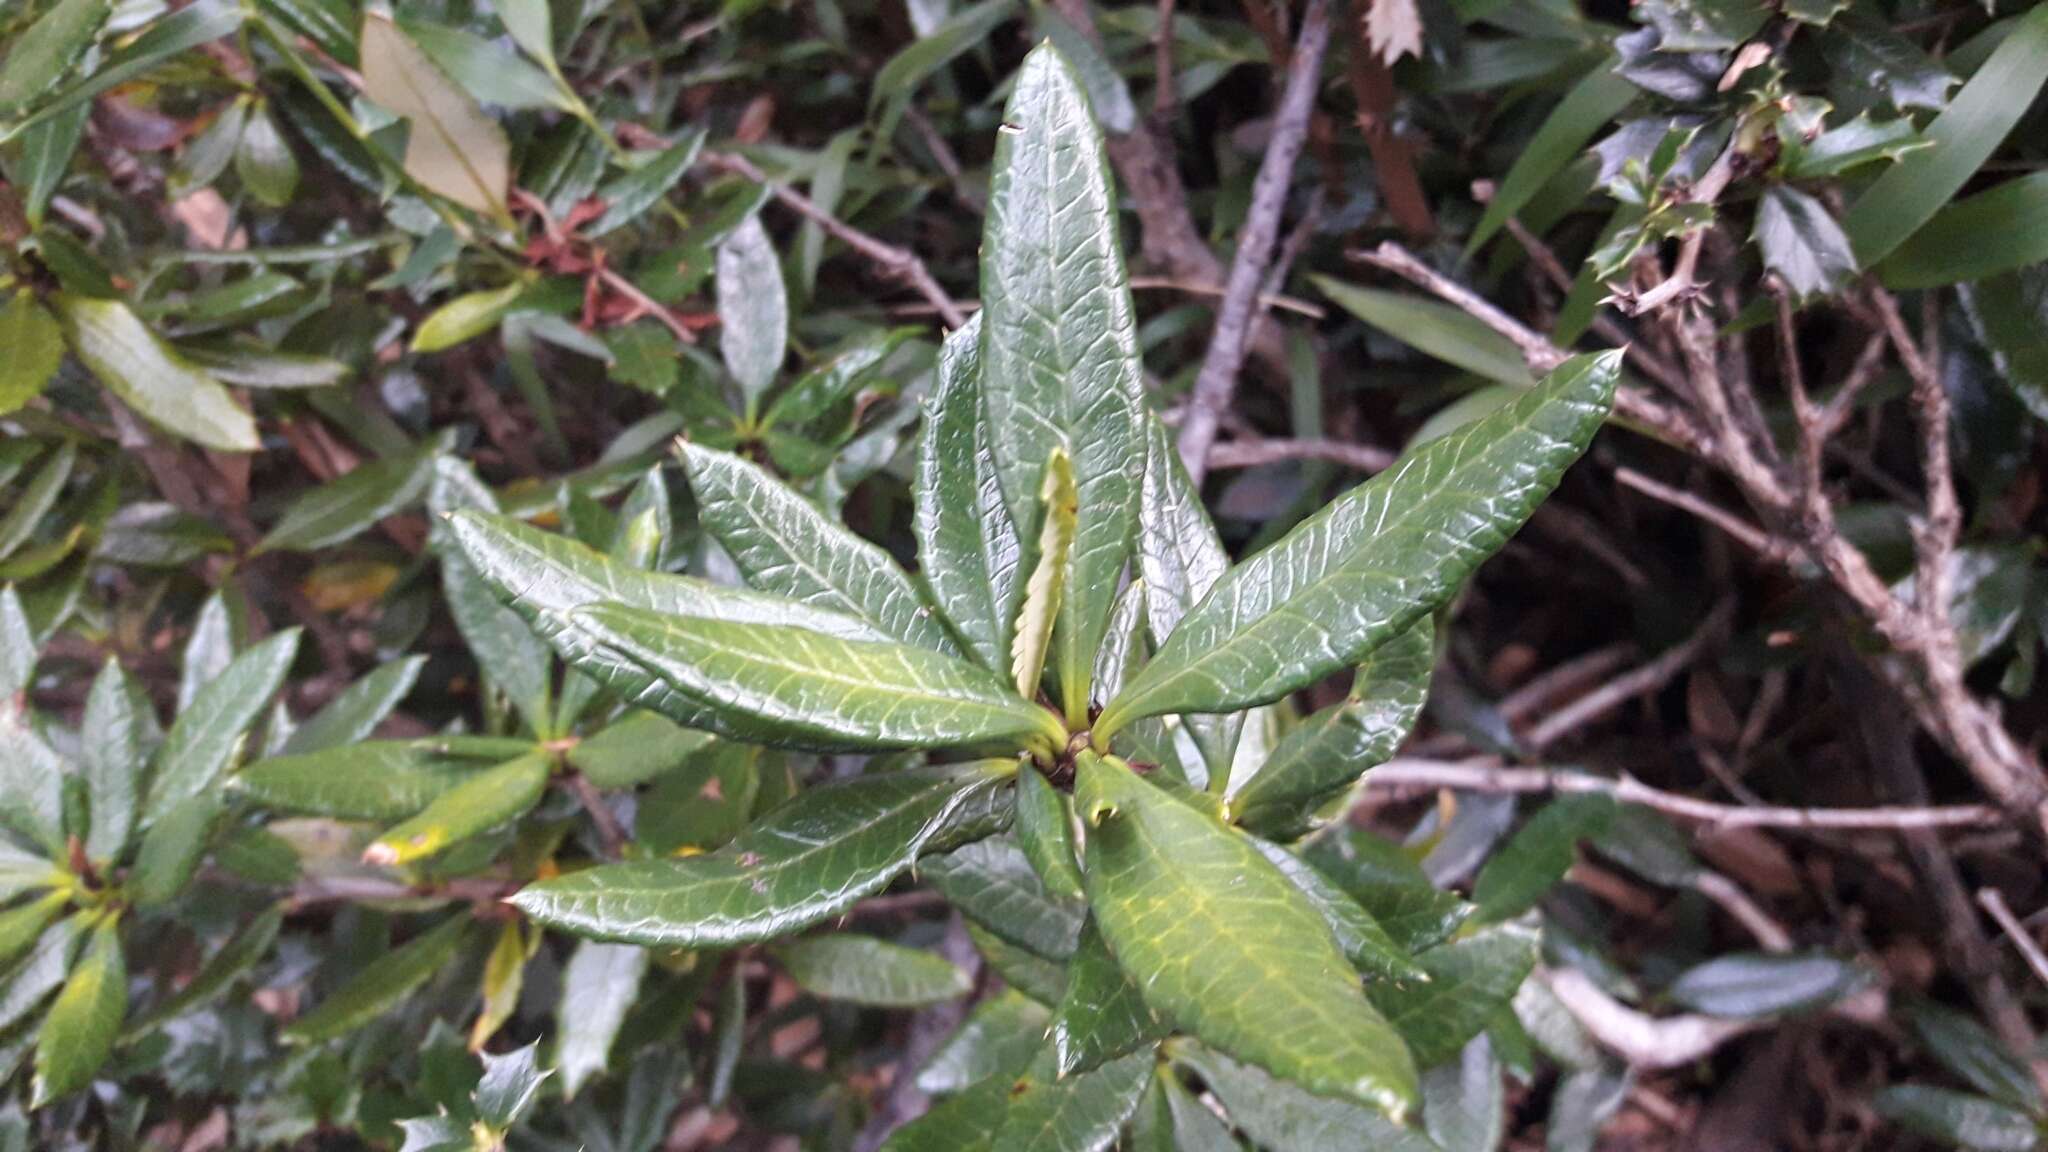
1011 447 1074 702
364 750 549 865
359 13 511 221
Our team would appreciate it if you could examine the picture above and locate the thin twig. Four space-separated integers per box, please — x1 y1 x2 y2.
1128 276 1325 318
1614 467 1796 562
1203 436 1394 473
560 771 628 859
1366 758 2002 832
1175 0 1333 486
1978 889 2048 989
1524 600 1732 750
701 150 966 328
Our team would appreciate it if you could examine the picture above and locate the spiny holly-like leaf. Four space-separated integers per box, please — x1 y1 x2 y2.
916 314 1026 673
980 42 1144 722
510 761 1015 948
569 603 1064 751
555 942 648 1100
1074 752 1419 1120
1099 351 1618 738
680 441 956 655
1011 447 1075 702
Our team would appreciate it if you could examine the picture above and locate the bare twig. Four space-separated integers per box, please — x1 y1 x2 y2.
1524 600 1732 750
560 771 628 859
1542 966 1886 1070
1128 276 1325 318
1176 0 1333 486
1203 436 1394 473
1978 889 2048 989
1366 758 2002 832
1614 467 1796 563
701 150 966 328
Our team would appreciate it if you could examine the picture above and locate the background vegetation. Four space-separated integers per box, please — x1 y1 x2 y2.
3 0 2048 1148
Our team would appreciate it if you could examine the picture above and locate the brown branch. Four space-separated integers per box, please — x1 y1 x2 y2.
1523 600 1732 751
560 770 628 859
1204 436 1395 474
1978 889 2048 989
1342 37 1433 238
1175 0 1333 486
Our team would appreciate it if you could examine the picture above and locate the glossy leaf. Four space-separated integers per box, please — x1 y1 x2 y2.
881 1072 1011 1152
123 906 283 1041
924 835 1087 960
234 101 299 206
556 941 648 1099
715 213 788 409
1046 920 1166 1078
979 43 1144 720
916 313 1025 672
365 751 549 865
1250 837 1425 982
1172 1043 1444 1152
235 742 471 820
31 916 125 1107
404 20 566 112
491 0 554 68
1468 63 1637 255
1015 766 1084 900
1664 952 1865 1019
681 441 955 654
1883 173 2048 289
413 281 525 353
566 710 714 789
0 441 71 563
146 627 300 823
0 917 83 1035
1875 1085 2043 1152
1305 829 1474 956
992 1047 1154 1152
282 655 425 755
1012 447 1076 701
475 1042 549 1129
1844 4 2048 267
568 602 1061 751
132 794 220 906
0 292 64 416
1230 617 1433 837
58 295 260 452
5 0 242 138
775 934 972 1007
257 433 446 553
1075 753 1418 1119
0 695 65 856
510 761 1015 947
1471 795 1617 924
283 916 472 1045
359 13 511 220
0 0 109 109
1905 1001 2044 1113
1755 184 1856 303
1368 926 1539 1067
1423 1036 1505 1152
919 991 1051 1095
1100 352 1618 735
590 130 705 237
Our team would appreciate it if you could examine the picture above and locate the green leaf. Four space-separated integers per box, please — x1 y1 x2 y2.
881 1072 1011 1152
412 281 526 353
991 1047 1155 1152
122 906 282 1042
0 585 32 699
566 710 714 789
916 313 1025 672
555 941 647 1100
403 20 566 111
283 655 424 755
589 129 705 237
1755 185 1857 303
177 591 233 714
57 295 260 452
1779 112 1927 181
0 693 65 856
1015 766 1084 900
1100 353 1618 736
1012 448 1076 701
774 934 971 1007
0 292 65 416
765 326 916 434
1876 1085 2043 1152
235 742 472 819
0 0 110 111
1664 952 1864 1019
475 1042 549 1130
1171 1043 1445 1152
1045 920 1166 1078
1304 829 1474 956
395 1116 471 1152
715 213 788 410
256 433 446 553
635 741 763 855
1231 618 1433 837
872 0 1021 105
1075 753 1418 1119
510 761 1015 947
31 916 125 1107
1822 10 1953 112
359 12 511 220
569 603 1061 751
3 0 242 141
1905 1001 2044 1114
924 836 1086 960
233 101 299 207
980 42 1144 721
919 991 1051 1095
0 441 72 563
283 915 472 1045
0 916 83 1035
13 103 89 229
146 627 298 823
680 442 956 654
1844 5 2048 267
1249 836 1425 983
1315 277 1534 387
1468 63 1637 255
1136 415 1226 645
1471 795 1617 924
0 892 67 971
131 794 220 906
179 343 349 389
1882 173 2048 290
1423 1036 1506 1152
490 0 554 68
1368 926 1539 1067
365 750 549 866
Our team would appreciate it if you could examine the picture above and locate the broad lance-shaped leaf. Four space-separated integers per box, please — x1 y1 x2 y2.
32 915 126 1106
0 0 111 111
1136 414 1225 646
716 213 788 411
773 934 972 1007
1011 447 1075 702
571 602 1064 752
359 13 511 220
1230 616 1433 838
916 313 1024 672
234 742 474 820
1098 351 1618 738
919 991 1051 1095
680 442 956 655
923 835 1086 961
980 43 1143 720
282 654 425 754
431 460 552 728
1046 920 1166 1077
365 751 550 865
283 915 472 1045
511 761 1015 947
992 1046 1155 1152
81 658 148 861
146 627 300 823
881 1072 1011 1152
1074 752 1419 1120
58 295 259 452
255 431 448 553
1250 836 1426 983
1015 765 1084 900
1171 1042 1444 1152
1367 925 1538 1067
